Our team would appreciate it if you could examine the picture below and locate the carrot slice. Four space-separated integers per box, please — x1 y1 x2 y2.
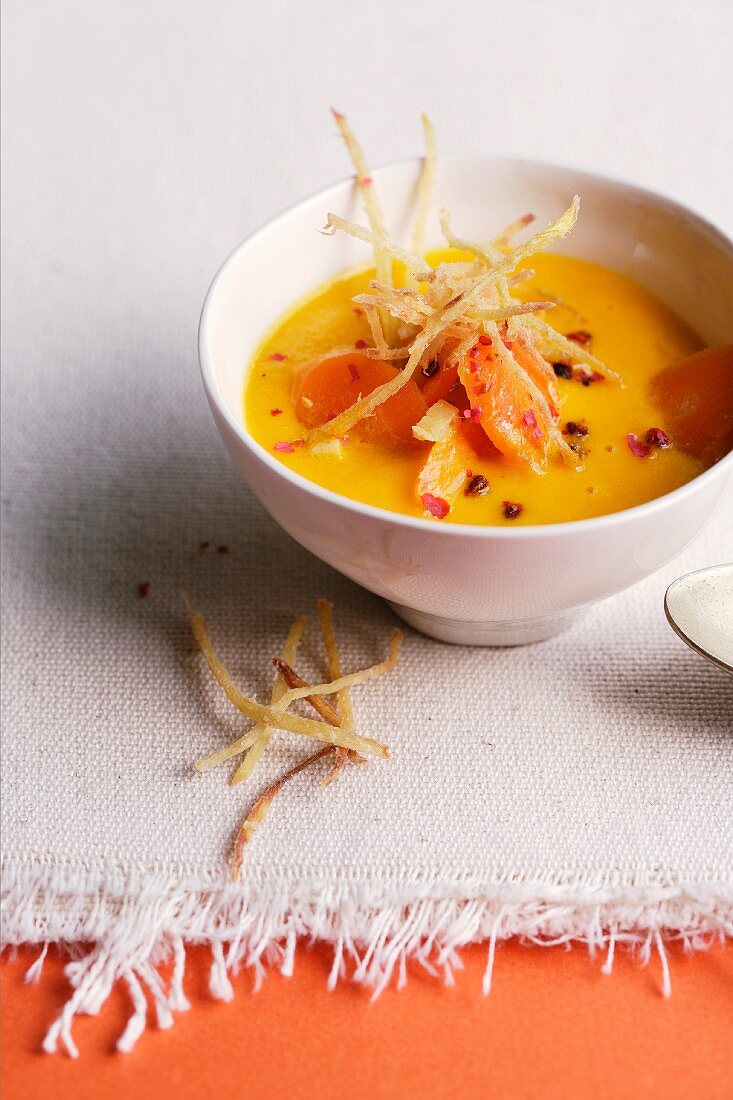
510 330 560 410
421 333 559 418
417 419 467 516
294 352 427 444
456 340 567 472
415 403 496 516
651 345 733 465
459 417 501 459
420 361 459 405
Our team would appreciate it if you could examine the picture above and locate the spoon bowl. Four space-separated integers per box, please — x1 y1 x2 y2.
665 564 733 674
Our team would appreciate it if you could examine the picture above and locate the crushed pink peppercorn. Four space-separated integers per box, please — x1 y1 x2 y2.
627 433 652 458
270 408 283 417
421 493 450 519
348 363 361 382
564 421 589 437
578 370 605 387
274 441 295 453
465 474 490 496
566 330 592 346
463 407 482 423
645 427 671 448
269 352 287 361
355 339 367 349
502 501 523 520
523 410 543 439
552 362 572 379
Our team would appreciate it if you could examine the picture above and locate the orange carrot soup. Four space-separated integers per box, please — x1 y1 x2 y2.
244 115 731 526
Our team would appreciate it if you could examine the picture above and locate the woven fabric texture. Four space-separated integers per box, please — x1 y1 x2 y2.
2 4 732 1047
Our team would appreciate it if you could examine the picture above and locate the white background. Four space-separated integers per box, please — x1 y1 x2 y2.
3 0 732 368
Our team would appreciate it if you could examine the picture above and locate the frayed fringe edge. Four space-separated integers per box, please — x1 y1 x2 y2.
3 879 732 1057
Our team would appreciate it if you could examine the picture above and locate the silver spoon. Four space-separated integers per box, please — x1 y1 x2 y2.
665 564 733 675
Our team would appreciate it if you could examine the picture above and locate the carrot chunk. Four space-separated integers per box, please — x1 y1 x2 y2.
511 330 560 409
651 345 733 464
294 353 427 444
419 361 459 405
416 403 499 515
456 341 569 472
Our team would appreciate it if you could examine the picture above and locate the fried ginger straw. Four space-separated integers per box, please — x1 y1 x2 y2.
318 598 360 786
332 109 395 342
229 616 311 785
182 593 388 759
411 114 438 256
309 116 620 476
405 113 437 293
272 659 343 725
184 594 402 880
230 746 333 883
276 628 402 709
311 196 583 448
195 614 308 777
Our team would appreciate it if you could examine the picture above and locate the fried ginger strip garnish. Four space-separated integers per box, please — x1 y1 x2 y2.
195 615 308 779
183 594 388 759
186 595 403 880
276 628 402 708
405 113 437 293
230 746 333 883
310 196 585 451
311 120 620 470
317 598 361 785
272 658 343 725
332 110 395 342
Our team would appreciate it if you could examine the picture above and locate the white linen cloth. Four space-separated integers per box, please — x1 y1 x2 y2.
2 0 732 1056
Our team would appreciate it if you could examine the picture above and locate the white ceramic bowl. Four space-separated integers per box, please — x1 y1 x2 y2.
199 157 733 645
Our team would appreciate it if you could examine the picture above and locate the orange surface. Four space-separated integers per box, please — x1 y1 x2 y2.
2 942 732 1099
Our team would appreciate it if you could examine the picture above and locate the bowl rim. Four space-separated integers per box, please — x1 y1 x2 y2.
199 152 733 541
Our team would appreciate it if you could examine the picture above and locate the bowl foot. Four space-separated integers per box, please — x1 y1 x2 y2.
386 602 583 646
